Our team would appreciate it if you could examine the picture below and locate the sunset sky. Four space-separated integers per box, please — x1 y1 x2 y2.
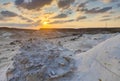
0 0 120 29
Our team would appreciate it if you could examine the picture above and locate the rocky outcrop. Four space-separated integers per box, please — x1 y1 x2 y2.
6 38 75 81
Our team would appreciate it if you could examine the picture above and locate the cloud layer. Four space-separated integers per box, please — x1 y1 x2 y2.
15 0 53 10
57 0 75 8
0 0 120 28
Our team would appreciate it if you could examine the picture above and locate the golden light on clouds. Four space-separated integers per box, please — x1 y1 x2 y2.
0 0 120 29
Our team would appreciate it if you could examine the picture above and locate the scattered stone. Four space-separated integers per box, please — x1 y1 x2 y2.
11 49 15 51
99 79 102 81
9 40 22 45
75 50 82 54
9 42 16 45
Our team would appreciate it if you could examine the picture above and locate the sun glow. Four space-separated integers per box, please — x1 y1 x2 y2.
41 21 52 28
43 21 49 25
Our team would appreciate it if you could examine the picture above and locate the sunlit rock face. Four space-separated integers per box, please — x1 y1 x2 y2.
6 38 75 81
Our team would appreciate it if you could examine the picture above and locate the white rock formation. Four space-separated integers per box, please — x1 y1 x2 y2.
6 34 120 81
6 38 75 81
74 34 120 81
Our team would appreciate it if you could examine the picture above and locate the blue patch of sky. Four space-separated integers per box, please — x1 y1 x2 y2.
44 5 59 14
0 0 15 4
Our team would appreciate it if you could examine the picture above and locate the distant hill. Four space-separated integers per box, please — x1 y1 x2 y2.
0 27 120 33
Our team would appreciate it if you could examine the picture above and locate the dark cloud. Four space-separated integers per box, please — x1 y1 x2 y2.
1 11 18 17
52 13 68 19
82 6 112 14
0 11 33 22
97 0 119 3
76 16 87 21
115 16 120 20
0 16 4 20
109 11 115 14
15 0 53 10
100 18 111 21
0 11 13 21
90 0 98 1
78 3 86 8
97 7 112 13
95 0 119 3
117 3 120 7
49 21 62 24
35 20 41 25
66 19 74 22
19 15 33 22
76 0 100 11
57 0 75 8
0 23 33 27
110 0 119 2
50 19 74 24
3 2 11 5
78 1 88 8
102 15 111 17
76 1 89 11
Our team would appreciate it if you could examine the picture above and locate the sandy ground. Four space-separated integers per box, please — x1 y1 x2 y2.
0 29 120 81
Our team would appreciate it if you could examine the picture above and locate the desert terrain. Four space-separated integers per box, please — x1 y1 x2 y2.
0 28 120 81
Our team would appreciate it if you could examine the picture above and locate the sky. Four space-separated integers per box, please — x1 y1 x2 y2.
0 0 120 29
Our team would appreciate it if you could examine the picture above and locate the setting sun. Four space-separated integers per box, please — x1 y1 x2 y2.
43 21 49 25
41 21 52 28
